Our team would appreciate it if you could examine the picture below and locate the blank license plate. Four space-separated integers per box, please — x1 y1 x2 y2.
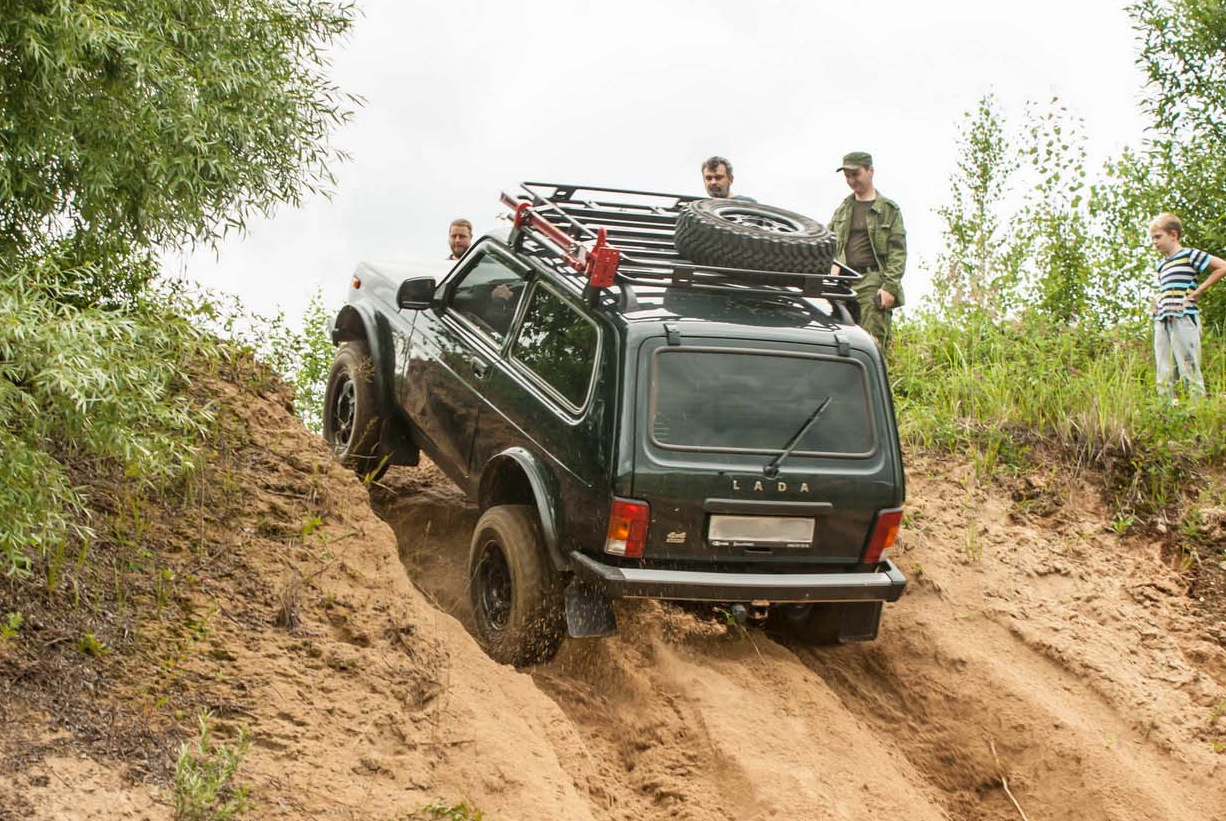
708 515 815 548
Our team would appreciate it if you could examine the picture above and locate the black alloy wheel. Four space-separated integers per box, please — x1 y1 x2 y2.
322 340 388 480
474 541 513 631
467 505 565 666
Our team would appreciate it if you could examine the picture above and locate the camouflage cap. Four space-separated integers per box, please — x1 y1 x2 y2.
836 151 873 172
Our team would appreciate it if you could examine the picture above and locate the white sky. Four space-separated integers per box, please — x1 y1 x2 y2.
170 0 1150 322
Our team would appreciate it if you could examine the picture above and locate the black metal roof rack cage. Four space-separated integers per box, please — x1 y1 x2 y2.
500 182 861 319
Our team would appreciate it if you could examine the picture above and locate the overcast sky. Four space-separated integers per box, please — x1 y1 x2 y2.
170 0 1150 322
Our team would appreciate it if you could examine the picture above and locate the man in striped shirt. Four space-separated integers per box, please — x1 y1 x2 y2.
1149 213 1226 399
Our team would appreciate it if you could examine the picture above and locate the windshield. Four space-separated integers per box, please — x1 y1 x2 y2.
648 348 875 457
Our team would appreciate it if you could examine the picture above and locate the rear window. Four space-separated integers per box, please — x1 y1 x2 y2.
649 348 874 457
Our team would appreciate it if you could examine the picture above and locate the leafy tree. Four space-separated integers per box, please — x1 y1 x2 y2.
933 97 1127 326
258 291 337 434
931 94 1024 316
933 93 1173 327
1126 0 1226 327
0 1 356 575
1017 101 1096 325
0 0 357 304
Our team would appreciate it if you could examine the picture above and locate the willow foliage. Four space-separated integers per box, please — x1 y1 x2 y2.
0 1 357 572
0 268 211 573
0 0 357 303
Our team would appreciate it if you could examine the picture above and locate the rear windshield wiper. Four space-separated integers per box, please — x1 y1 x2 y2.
763 397 831 478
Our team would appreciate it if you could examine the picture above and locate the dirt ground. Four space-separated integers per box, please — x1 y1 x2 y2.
3 371 1225 820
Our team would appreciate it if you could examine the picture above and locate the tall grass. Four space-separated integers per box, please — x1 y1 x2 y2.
891 310 1226 510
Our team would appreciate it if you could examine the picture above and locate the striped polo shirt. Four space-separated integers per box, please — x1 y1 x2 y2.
1154 247 1210 320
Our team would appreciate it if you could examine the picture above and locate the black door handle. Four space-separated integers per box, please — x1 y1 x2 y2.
471 360 489 378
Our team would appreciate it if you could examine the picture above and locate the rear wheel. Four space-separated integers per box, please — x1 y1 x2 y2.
322 341 388 481
468 505 565 666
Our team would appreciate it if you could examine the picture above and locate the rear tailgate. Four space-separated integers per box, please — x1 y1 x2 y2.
631 335 900 567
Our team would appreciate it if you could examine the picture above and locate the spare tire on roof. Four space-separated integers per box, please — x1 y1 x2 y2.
674 199 836 275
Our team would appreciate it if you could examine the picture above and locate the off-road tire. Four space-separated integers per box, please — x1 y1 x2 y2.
322 341 388 481
674 199 836 275
468 505 565 666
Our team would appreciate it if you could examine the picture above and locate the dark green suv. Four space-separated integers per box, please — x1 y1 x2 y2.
324 183 906 665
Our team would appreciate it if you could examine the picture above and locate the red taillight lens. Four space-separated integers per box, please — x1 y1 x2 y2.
352 275 362 289
604 498 650 558
864 507 903 564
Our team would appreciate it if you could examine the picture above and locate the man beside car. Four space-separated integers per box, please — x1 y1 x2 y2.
700 156 757 202
829 151 906 347
448 218 473 260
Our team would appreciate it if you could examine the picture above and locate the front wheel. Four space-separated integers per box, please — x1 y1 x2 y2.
322 341 388 481
468 505 565 666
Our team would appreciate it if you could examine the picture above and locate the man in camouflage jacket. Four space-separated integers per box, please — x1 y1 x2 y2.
829 151 907 346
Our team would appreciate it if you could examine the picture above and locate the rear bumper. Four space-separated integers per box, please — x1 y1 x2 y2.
569 551 907 604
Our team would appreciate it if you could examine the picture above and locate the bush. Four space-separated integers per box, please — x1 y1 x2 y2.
0 269 213 576
173 712 251 821
165 282 338 434
892 310 1226 510
259 291 337 434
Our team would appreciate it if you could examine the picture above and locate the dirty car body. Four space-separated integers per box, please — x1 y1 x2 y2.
326 183 906 664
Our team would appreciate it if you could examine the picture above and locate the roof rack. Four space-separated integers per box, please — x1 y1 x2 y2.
499 182 861 317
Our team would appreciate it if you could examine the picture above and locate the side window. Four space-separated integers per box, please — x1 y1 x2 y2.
512 284 599 410
448 252 527 342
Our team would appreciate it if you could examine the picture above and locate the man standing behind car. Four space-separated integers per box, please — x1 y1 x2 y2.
700 156 757 202
829 152 906 346
448 218 473 260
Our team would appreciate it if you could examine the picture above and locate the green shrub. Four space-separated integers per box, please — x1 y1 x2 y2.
173 712 251 821
0 270 213 576
0 612 22 645
162 281 338 434
412 800 484 821
258 291 338 434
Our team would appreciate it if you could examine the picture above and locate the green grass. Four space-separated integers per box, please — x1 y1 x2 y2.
0 612 22 645
0 270 337 580
891 310 1226 513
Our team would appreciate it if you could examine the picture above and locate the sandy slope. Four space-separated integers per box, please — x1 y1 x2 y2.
376 453 1226 820
3 373 1224 820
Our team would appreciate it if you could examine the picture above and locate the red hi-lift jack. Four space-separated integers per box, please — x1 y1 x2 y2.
502 194 621 294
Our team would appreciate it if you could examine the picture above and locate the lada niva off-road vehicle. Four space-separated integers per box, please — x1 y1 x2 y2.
324 182 906 665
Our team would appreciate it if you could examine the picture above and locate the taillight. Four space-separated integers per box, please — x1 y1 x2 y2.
604 498 650 558
352 275 362 289
864 507 903 564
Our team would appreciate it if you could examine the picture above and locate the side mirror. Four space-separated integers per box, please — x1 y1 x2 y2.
397 276 436 310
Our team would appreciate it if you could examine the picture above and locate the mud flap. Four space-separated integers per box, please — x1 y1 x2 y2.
564 580 618 638
380 417 419 466
839 601 883 642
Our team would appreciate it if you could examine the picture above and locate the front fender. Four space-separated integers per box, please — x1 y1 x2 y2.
332 303 395 412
